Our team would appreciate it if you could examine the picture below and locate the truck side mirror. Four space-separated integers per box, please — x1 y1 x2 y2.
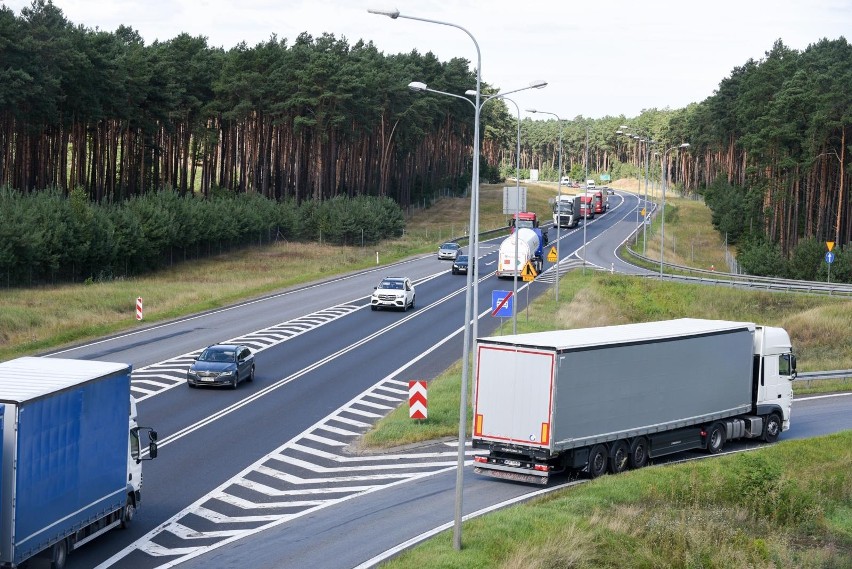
149 442 158 459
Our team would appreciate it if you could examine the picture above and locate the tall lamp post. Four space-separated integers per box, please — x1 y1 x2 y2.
616 126 654 253
526 109 562 301
659 142 690 278
405 75 546 549
369 9 480 551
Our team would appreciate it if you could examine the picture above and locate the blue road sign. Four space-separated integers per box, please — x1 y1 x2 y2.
491 290 513 317
826 252 835 264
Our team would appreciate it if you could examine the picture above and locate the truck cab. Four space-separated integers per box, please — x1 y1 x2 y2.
552 195 581 228
509 212 538 233
578 195 595 219
585 189 608 214
753 326 796 433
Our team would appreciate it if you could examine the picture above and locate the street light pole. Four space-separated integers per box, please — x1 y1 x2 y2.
617 126 655 253
405 77 546 548
526 109 562 301
503 97 522 334
659 142 690 279
370 8 479 551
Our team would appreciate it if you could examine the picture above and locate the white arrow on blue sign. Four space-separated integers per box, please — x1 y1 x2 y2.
491 290 513 317
825 252 835 264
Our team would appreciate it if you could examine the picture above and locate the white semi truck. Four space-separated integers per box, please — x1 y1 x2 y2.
472 319 796 484
552 195 581 228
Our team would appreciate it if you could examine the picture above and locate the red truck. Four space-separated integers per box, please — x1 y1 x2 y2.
509 211 539 233
585 189 608 215
578 195 595 220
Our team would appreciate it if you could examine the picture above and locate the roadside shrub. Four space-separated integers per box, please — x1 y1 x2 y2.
0 188 405 286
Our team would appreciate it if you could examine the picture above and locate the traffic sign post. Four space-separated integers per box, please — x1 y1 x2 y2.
826 251 835 284
491 290 513 318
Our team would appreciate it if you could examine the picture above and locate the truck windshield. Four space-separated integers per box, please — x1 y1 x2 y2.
556 203 573 213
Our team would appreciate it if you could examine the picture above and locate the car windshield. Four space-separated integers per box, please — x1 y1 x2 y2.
441 243 459 250
379 280 404 290
456 255 468 263
199 348 235 362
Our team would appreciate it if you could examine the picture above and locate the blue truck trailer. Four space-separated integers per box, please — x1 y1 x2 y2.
0 357 157 569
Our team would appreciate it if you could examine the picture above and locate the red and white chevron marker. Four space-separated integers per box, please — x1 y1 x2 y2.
136 297 143 321
408 380 427 420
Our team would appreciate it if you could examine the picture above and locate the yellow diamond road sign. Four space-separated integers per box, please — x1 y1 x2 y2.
827 241 835 252
521 261 538 281
547 246 558 262
641 207 647 216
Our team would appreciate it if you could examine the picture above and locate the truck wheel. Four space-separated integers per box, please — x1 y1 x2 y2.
762 413 782 443
706 423 726 454
120 498 135 528
587 445 608 479
628 437 649 469
50 539 68 569
609 441 629 474
371 305 377 311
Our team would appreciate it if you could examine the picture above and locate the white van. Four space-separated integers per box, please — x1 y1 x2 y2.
586 179 596 189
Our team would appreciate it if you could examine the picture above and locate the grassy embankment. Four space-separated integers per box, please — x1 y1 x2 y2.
381 431 851 568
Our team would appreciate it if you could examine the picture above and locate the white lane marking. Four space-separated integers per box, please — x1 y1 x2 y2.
95 308 477 568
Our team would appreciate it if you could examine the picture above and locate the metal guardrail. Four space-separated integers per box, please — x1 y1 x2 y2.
795 370 852 382
623 245 852 297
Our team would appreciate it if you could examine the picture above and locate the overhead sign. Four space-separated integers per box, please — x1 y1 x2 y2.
547 246 558 262
827 241 835 252
826 252 835 264
491 290 513 317
521 261 538 281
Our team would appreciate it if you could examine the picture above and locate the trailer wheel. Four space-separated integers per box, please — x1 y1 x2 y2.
707 423 726 454
587 445 608 479
762 413 782 443
50 538 68 569
609 441 629 474
628 437 649 469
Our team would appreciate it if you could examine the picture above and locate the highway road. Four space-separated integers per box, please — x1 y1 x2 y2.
47 191 849 569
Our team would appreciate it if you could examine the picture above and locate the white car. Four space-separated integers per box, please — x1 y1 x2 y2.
371 277 416 311
437 242 461 260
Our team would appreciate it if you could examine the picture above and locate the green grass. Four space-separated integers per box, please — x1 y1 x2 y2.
380 431 852 568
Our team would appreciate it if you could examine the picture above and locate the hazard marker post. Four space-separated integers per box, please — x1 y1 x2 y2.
136 297 143 321
408 380 427 420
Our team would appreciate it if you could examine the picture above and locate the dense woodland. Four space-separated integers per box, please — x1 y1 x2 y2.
1 1 850 282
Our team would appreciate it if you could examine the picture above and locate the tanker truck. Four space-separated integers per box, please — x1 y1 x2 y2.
496 227 544 278
472 319 796 484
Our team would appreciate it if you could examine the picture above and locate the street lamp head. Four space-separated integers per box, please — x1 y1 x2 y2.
680 142 691 149
367 7 400 18
408 81 427 92
525 108 538 113
464 89 476 96
529 80 548 89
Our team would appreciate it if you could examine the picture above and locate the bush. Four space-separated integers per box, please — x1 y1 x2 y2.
0 188 406 286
